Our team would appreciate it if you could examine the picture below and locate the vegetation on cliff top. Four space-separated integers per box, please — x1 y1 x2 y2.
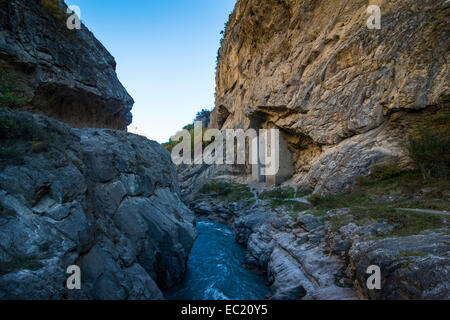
40 0 65 22
162 109 211 152
39 0 79 34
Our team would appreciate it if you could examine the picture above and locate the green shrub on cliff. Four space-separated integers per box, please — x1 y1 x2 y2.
260 187 295 200
371 163 402 181
0 71 30 108
407 109 450 180
162 109 211 152
39 0 65 23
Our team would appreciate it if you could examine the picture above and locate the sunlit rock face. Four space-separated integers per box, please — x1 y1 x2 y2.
212 0 449 193
0 0 133 130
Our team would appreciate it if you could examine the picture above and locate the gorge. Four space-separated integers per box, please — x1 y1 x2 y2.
0 0 449 300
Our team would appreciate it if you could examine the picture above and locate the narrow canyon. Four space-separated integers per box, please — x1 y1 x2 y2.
0 0 448 300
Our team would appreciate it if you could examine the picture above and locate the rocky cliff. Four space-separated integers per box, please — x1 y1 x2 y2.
212 0 449 192
176 1 449 299
0 1 197 299
0 109 196 299
190 185 449 300
0 0 133 130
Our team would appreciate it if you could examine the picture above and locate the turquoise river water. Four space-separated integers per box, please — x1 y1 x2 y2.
165 221 268 300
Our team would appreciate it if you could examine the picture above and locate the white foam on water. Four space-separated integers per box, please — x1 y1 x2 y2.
204 282 230 300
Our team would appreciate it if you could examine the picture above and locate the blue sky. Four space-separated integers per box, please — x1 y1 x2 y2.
68 0 237 142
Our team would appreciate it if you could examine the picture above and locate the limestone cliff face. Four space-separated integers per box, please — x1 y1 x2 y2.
0 0 133 130
212 0 449 192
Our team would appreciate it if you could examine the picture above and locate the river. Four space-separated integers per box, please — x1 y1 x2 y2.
164 221 268 300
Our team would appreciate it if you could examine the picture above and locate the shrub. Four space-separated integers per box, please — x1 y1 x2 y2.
163 127 213 154
407 115 450 180
0 71 30 108
172 208 184 222
355 176 371 186
39 0 65 22
371 163 402 180
308 194 324 206
308 191 371 211
260 187 295 200
31 141 50 153
162 109 212 153
195 109 211 122
20 121 46 141
200 181 233 196
199 181 253 203
440 94 450 103
162 137 179 152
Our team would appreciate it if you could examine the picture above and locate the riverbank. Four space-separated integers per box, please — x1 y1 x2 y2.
183 169 449 300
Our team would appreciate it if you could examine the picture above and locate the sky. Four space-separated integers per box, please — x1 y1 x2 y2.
68 0 237 143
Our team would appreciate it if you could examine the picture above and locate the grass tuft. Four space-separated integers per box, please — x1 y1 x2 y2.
397 250 428 259
371 163 402 180
199 181 254 203
260 187 295 200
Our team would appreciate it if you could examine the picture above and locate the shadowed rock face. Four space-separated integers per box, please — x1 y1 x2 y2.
212 0 450 193
0 0 133 130
0 109 196 300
